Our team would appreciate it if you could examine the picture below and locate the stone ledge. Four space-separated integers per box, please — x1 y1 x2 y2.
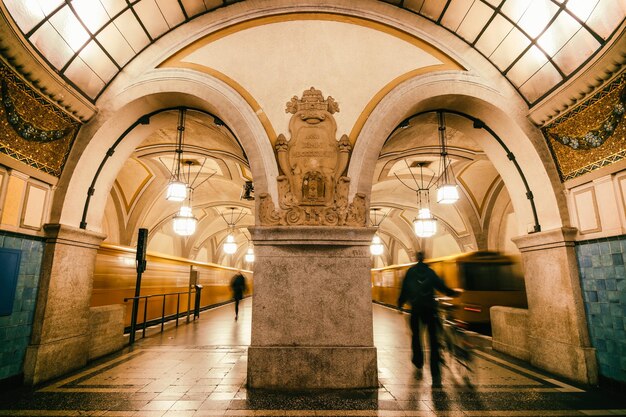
249 226 377 246
247 346 378 390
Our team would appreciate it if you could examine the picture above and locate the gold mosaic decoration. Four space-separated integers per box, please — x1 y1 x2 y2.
543 73 626 181
0 62 80 177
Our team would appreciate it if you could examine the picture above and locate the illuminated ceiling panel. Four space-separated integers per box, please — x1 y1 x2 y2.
1 0 624 105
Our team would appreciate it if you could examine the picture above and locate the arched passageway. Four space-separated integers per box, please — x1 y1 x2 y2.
0 0 624 391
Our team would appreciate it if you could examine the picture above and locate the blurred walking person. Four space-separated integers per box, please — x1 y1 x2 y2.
398 251 458 384
230 271 246 321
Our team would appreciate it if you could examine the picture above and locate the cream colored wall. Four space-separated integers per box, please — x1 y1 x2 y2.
565 160 626 240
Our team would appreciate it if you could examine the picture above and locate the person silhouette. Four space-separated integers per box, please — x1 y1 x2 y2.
398 251 459 384
230 271 246 321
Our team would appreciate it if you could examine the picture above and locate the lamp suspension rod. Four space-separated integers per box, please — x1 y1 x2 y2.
173 108 186 180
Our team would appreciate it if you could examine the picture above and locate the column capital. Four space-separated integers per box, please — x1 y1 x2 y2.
248 226 377 246
43 223 107 249
512 227 578 252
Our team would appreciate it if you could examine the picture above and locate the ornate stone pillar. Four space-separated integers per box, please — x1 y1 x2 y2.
247 226 378 389
512 227 598 384
23 224 106 385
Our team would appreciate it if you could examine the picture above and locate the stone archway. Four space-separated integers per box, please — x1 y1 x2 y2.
24 71 276 385
348 74 597 384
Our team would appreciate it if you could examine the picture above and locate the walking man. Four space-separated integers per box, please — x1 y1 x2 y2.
398 251 458 383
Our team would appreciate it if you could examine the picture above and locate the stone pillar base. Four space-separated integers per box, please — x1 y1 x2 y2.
247 346 378 389
24 335 89 385
529 337 598 384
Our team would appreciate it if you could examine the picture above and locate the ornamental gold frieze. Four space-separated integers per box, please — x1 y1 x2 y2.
542 73 626 181
0 62 80 177
258 87 366 226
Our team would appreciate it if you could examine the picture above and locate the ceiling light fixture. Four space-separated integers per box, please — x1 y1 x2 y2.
369 208 388 256
435 111 459 204
395 161 437 238
220 207 247 255
166 108 188 202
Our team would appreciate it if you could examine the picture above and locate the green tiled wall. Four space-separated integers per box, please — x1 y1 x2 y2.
576 237 626 383
0 232 44 381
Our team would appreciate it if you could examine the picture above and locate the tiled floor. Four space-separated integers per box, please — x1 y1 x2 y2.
1 299 625 416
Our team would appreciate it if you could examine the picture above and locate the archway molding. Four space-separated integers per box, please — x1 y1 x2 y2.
52 69 277 232
350 72 569 236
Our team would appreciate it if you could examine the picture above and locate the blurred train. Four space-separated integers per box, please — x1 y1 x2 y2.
371 251 527 333
91 243 253 328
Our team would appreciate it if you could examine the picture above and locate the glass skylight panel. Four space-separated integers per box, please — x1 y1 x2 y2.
97 24 135 66
134 0 170 39
72 0 109 34
49 5 89 52
517 0 558 38
585 0 626 40
552 29 599 75
440 0 473 32
475 15 513 56
507 45 548 87
180 0 209 17
500 0 532 23
29 21 73 69
489 27 529 71
537 11 580 56
155 0 185 28
100 0 127 17
38 0 63 16
64 56 105 99
3 0 45 33
79 41 117 83
403 0 425 14
420 0 447 21
113 10 150 52
519 62 561 102
456 1 494 43
566 0 598 22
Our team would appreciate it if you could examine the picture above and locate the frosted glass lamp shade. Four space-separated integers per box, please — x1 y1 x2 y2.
414 209 437 237
166 181 187 202
223 234 237 254
173 206 197 236
436 184 459 204
370 235 384 255
244 247 255 263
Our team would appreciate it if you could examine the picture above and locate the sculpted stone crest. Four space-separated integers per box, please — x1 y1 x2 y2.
259 87 366 226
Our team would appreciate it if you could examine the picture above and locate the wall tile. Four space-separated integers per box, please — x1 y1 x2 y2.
0 231 44 381
577 236 626 384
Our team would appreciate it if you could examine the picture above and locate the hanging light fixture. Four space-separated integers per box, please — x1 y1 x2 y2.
223 234 237 254
221 207 247 255
244 246 255 263
172 186 197 236
370 235 384 256
395 161 437 238
413 202 437 238
166 109 188 202
369 208 387 256
435 112 459 204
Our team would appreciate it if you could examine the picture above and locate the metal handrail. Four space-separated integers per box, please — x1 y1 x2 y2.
124 289 197 343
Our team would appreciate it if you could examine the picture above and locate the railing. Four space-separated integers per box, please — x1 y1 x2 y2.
124 288 199 344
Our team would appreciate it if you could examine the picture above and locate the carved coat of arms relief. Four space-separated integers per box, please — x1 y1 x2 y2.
259 87 366 226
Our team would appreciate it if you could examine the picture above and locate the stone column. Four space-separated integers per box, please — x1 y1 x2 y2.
512 227 598 385
23 224 106 385
247 226 378 389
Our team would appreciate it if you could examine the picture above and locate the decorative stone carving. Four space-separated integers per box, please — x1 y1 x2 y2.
260 87 366 226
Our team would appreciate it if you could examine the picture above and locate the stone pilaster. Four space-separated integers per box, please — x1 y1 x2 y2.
247 226 378 389
23 224 106 385
513 227 598 385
